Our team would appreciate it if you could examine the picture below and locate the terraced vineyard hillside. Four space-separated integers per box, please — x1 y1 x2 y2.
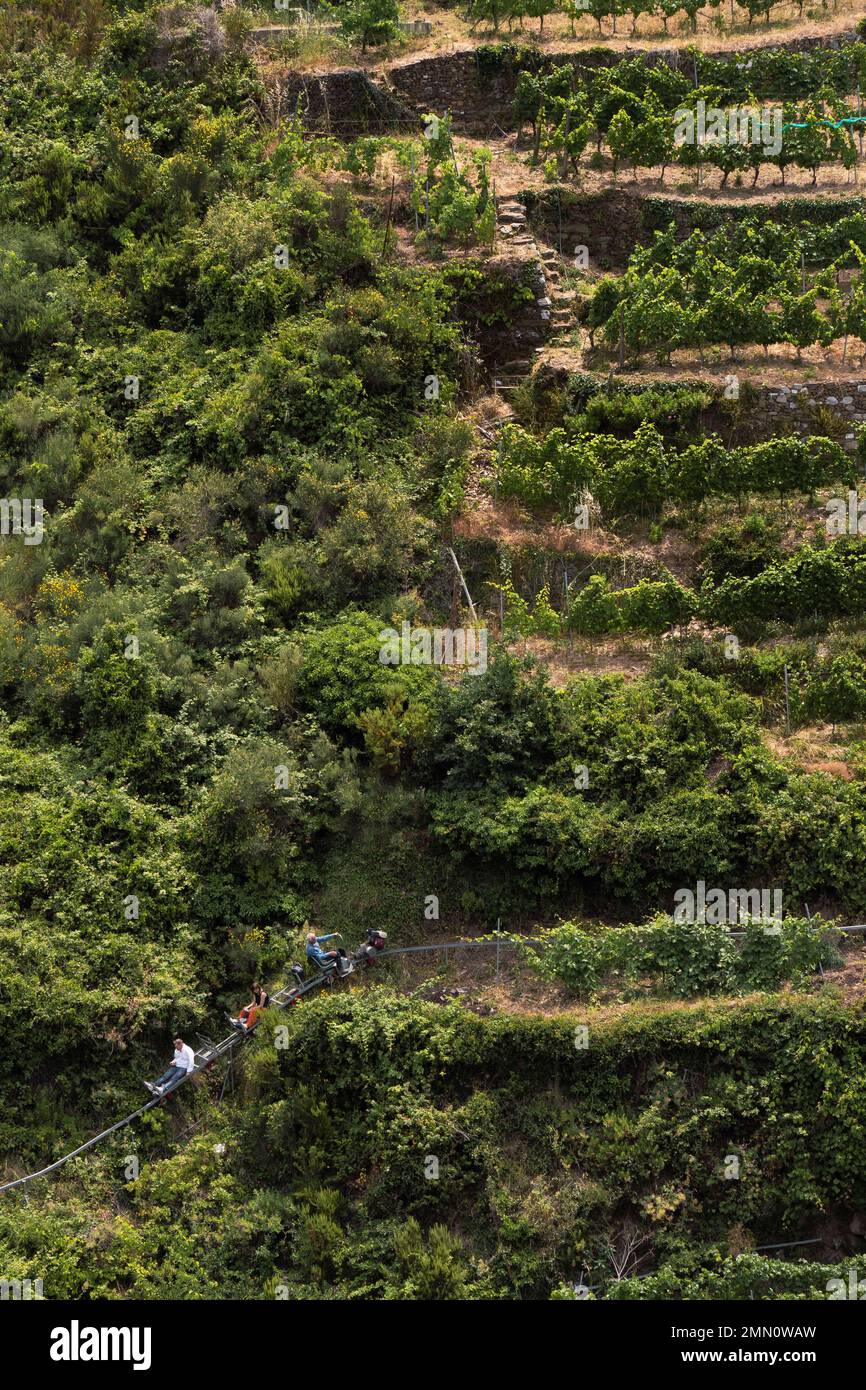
3 0 866 1350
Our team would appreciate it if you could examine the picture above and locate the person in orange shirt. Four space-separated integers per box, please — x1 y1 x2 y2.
229 981 270 1034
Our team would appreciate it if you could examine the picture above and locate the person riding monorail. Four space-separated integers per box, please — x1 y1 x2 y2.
144 1037 195 1097
306 931 344 972
230 981 270 1033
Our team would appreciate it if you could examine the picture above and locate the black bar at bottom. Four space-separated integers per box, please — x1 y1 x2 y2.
5 1296 859 1376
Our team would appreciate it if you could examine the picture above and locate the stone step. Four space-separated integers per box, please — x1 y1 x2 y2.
498 211 526 225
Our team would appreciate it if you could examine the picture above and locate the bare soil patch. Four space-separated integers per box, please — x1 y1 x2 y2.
382 2 863 66
376 922 866 1018
764 723 865 778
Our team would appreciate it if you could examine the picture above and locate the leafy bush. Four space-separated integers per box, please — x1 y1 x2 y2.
523 916 840 999
495 421 851 521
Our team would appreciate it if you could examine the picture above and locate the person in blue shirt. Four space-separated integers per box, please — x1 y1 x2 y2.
306 931 344 973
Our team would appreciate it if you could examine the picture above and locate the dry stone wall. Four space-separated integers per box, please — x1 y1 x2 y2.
534 363 866 451
277 68 418 133
521 187 866 270
762 380 866 452
458 256 551 378
248 33 860 137
249 19 432 44
386 31 860 135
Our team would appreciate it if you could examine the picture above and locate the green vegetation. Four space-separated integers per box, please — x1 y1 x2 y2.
339 0 401 50
588 222 866 363
3 0 866 1310
523 915 842 996
4 991 866 1299
495 421 853 515
470 0 855 39
515 52 866 184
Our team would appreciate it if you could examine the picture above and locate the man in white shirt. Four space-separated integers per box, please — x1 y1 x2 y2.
144 1037 196 1096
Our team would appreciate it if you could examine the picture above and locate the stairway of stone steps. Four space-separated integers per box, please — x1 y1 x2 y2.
494 358 534 388
493 201 579 402
539 246 579 340
496 198 534 249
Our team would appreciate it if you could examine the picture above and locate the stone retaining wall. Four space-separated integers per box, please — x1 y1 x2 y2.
762 380 866 451
249 31 861 138
534 363 866 450
522 187 866 270
453 256 550 376
387 31 860 135
278 68 418 133
249 19 431 44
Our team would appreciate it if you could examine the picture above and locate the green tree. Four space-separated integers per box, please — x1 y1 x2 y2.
338 0 400 50
568 575 623 637
607 108 635 179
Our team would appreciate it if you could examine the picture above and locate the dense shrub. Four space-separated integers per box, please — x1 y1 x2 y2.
522 915 841 998
495 421 852 520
